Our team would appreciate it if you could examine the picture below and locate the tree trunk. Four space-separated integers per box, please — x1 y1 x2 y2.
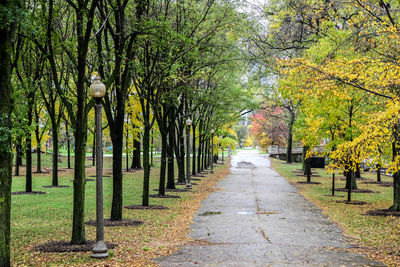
332 173 335 196
51 121 59 186
131 138 141 169
15 137 22 176
287 112 295 163
142 116 151 206
66 122 71 169
197 137 202 173
376 164 381 182
111 125 124 221
158 132 168 196
192 124 196 175
71 124 87 244
150 130 153 167
0 23 14 267
346 170 354 202
126 133 129 172
345 169 357 190
390 132 400 210
166 125 175 189
35 111 42 173
25 103 34 193
355 165 361 178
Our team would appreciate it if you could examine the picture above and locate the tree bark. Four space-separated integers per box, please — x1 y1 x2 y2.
51 121 59 186
142 111 151 206
158 132 168 196
71 122 87 244
131 138 141 169
0 20 14 267
376 164 381 182
15 137 22 176
176 123 185 183
286 111 295 163
192 124 196 175
166 124 175 189
66 122 71 169
35 109 42 173
110 124 124 221
25 98 34 193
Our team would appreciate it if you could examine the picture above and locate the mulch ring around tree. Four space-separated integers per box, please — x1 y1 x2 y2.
339 177 370 181
335 200 368 205
12 191 46 195
70 179 95 182
324 194 345 198
297 181 321 185
191 178 201 181
85 218 143 227
362 181 393 187
152 188 189 192
88 175 111 178
33 240 117 253
192 175 205 178
335 188 379 193
149 194 181 199
365 209 400 217
296 174 321 178
124 205 169 210
42 185 70 188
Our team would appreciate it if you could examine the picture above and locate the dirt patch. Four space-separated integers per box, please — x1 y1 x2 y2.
192 175 205 178
12 191 46 195
88 175 111 178
365 209 400 217
124 205 169 210
85 218 144 227
324 194 345 198
362 181 393 187
296 174 321 178
191 178 201 181
335 188 378 193
33 240 117 253
42 185 70 188
297 181 321 185
335 200 368 205
149 194 181 199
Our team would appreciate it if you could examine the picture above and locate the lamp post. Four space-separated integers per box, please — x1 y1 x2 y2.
90 76 108 258
186 118 192 189
210 129 214 174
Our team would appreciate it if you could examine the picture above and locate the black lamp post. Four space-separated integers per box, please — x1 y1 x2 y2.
186 118 192 189
90 76 108 258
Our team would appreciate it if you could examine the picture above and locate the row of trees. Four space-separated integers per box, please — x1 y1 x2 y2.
251 0 400 207
0 0 256 265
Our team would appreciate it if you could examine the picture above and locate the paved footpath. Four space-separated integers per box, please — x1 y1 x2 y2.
156 150 384 266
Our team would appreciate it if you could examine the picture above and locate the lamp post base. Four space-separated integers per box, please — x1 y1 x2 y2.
91 240 108 258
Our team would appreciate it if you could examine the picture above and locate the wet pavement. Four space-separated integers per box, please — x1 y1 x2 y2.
156 150 384 266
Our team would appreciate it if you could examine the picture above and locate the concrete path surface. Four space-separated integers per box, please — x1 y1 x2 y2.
156 150 384 267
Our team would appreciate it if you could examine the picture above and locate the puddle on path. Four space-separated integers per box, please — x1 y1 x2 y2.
237 211 256 215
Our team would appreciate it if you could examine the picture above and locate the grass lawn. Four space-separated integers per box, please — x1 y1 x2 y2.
270 157 400 266
11 153 231 266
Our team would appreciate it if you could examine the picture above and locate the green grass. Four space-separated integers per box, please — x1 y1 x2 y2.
270 158 400 265
10 153 230 265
